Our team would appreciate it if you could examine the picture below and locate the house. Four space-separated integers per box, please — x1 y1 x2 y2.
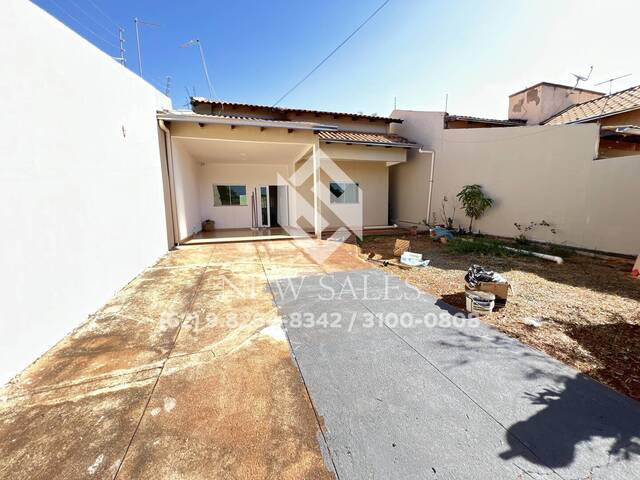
508 81 640 158
542 84 640 158
157 99 420 244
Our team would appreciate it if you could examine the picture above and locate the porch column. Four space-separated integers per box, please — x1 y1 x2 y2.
312 143 321 239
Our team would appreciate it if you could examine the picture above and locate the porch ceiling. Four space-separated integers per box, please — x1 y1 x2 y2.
173 137 310 164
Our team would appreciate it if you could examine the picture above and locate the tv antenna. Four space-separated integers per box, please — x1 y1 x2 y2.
595 73 632 95
570 66 593 91
180 39 216 99
134 17 160 76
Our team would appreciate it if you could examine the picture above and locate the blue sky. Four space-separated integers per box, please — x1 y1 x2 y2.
34 0 640 118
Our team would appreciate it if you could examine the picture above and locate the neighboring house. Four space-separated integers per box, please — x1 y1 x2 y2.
508 81 640 158
508 82 604 126
542 84 640 158
157 99 419 242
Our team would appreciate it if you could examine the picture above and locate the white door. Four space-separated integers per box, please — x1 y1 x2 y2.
256 186 270 227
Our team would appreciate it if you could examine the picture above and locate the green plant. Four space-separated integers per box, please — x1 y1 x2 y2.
445 238 515 257
456 185 493 232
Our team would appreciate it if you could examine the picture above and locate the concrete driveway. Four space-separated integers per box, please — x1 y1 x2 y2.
1 239 639 479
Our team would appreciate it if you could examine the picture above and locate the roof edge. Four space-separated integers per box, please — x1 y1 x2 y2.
190 97 403 123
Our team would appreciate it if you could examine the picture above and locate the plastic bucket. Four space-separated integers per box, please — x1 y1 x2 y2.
465 290 495 316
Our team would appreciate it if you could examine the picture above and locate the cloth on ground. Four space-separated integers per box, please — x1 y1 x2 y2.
465 264 507 288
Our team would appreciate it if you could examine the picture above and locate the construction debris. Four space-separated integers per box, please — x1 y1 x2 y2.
522 317 543 328
393 239 411 256
400 251 430 267
431 226 455 242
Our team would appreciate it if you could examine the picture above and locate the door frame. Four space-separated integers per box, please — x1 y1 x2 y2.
256 185 271 228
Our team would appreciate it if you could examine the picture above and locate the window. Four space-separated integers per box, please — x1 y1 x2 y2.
329 182 359 204
213 185 247 206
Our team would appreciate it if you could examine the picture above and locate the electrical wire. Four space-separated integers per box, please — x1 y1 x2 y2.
48 0 119 50
66 0 118 37
271 0 390 107
85 0 120 29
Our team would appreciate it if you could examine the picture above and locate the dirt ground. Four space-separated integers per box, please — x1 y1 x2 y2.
360 235 640 402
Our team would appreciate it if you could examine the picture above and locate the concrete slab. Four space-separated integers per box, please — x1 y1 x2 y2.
0 370 159 480
276 269 640 480
116 337 334 480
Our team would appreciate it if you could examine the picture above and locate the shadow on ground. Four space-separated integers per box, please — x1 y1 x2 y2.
501 375 640 469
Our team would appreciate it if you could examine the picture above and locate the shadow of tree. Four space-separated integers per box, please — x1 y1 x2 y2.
501 375 640 469
566 321 640 400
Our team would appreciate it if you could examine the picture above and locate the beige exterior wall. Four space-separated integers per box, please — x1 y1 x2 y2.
389 150 433 227
391 110 640 255
294 155 391 229
509 83 602 125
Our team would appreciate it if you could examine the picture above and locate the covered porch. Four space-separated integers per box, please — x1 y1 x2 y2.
158 110 416 246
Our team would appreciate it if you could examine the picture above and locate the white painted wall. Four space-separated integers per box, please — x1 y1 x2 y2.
172 142 202 239
0 1 171 384
198 162 292 229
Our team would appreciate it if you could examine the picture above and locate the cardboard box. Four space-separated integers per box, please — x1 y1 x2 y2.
476 281 510 300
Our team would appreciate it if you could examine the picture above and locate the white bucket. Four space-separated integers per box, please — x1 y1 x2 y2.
465 290 496 316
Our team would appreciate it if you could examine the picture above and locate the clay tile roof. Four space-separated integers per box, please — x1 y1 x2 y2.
543 84 640 125
190 97 403 123
446 114 526 126
317 130 419 148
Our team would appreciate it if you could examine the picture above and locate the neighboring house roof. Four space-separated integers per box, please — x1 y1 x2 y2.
157 109 338 131
543 85 640 125
190 97 403 123
318 130 420 148
446 114 526 127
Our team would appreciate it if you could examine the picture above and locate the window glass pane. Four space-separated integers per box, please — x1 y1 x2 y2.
229 185 247 206
214 185 247 206
213 185 230 206
330 182 344 203
344 183 359 203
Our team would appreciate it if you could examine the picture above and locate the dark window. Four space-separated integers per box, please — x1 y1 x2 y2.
213 185 247 206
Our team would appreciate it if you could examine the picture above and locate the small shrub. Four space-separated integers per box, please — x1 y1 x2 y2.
456 185 493 232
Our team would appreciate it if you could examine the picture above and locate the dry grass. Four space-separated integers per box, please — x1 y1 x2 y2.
360 235 640 401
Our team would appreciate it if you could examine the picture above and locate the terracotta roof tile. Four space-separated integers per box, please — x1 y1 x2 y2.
191 97 402 123
317 130 419 147
543 85 640 125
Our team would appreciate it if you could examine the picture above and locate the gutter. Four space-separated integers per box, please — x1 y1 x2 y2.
419 148 436 226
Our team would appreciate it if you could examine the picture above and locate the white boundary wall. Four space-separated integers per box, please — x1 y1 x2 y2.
392 111 640 255
0 1 171 383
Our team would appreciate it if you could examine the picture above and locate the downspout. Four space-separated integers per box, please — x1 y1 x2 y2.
419 148 435 226
158 119 179 246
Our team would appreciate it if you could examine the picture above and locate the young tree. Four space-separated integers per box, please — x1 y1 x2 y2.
456 184 493 232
